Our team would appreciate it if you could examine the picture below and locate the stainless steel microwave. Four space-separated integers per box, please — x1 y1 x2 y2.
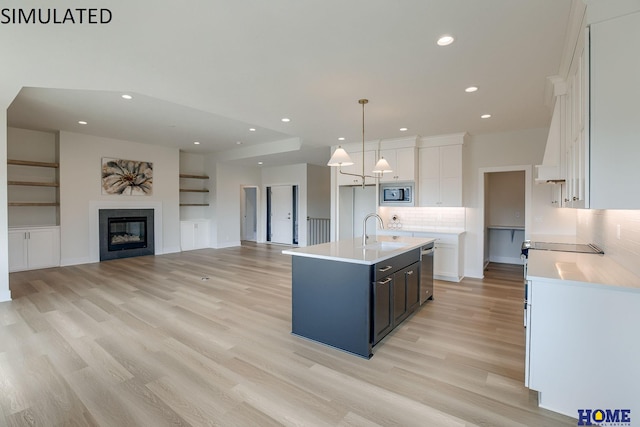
379 183 414 206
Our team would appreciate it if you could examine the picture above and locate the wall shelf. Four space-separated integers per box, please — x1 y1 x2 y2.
9 202 60 207
179 188 209 193
180 203 210 207
8 181 59 187
8 159 59 168
179 173 209 180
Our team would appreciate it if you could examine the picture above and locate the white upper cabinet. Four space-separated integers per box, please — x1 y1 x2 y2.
418 143 463 207
337 150 377 186
378 147 416 183
588 10 640 209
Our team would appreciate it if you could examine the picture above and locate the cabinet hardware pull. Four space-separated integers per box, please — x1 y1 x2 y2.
378 277 392 285
406 270 414 275
378 265 393 272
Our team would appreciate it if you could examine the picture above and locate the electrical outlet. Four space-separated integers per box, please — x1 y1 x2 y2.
616 224 621 240
515 210 521 219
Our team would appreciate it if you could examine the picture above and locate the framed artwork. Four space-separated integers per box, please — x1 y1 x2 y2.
101 158 153 195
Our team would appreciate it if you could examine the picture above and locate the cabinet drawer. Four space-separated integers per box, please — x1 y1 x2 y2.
372 248 420 281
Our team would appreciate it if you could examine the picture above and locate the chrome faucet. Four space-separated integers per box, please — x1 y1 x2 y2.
363 213 384 246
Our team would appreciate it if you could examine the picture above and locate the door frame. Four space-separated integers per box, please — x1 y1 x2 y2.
266 184 299 245
477 165 531 275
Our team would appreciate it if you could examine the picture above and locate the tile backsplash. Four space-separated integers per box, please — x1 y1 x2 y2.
577 209 640 277
378 207 466 231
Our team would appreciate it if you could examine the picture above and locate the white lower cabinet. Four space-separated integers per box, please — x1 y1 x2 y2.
526 277 640 417
180 220 210 251
8 226 60 272
412 231 464 282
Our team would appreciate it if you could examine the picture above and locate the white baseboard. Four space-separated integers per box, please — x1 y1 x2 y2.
61 257 94 266
0 289 12 302
489 256 524 265
215 241 241 249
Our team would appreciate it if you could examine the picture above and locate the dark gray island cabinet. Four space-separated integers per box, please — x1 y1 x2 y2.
283 236 434 358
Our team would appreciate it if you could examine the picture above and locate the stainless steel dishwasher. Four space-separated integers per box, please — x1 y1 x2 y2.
420 242 435 304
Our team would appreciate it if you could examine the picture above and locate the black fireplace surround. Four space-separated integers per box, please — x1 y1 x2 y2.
99 209 155 261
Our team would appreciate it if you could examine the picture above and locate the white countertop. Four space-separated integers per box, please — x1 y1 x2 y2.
282 235 436 265
527 250 640 291
377 228 466 236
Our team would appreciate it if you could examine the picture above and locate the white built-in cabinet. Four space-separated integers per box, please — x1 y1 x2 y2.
180 220 210 251
540 8 640 209
378 147 416 182
588 10 640 209
337 150 376 186
418 144 462 207
8 226 60 272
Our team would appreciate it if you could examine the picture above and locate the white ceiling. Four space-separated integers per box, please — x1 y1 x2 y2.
4 0 573 167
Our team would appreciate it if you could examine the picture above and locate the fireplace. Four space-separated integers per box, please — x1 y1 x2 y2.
99 209 154 261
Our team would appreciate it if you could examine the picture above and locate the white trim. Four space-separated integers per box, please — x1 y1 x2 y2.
215 240 241 249
0 289 12 302
88 201 163 263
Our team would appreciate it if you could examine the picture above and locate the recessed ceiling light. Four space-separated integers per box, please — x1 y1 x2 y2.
481 114 492 119
193 141 201 145
399 127 408 132
338 137 345 141
121 94 133 100
465 86 478 93
437 35 455 46
78 121 87 125
258 161 264 165
249 128 256 132
236 141 243 145
281 117 291 123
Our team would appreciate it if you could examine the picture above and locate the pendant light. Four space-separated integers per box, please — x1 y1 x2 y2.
327 99 392 187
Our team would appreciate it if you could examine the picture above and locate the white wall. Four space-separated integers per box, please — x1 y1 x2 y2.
306 164 331 219
577 209 640 277
58 131 181 265
212 162 261 248
0 101 10 301
464 128 577 278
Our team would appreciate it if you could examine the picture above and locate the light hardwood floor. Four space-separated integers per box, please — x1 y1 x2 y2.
1 243 576 426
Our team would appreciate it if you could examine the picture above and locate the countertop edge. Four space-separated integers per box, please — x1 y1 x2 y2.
282 237 436 265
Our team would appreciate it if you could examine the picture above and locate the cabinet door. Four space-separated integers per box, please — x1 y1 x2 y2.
27 228 60 270
373 276 393 344
405 262 420 312
180 221 196 251
419 147 440 206
590 12 640 208
439 145 462 207
379 148 416 182
338 150 376 186
434 243 457 280
392 270 408 324
8 230 28 272
193 221 210 249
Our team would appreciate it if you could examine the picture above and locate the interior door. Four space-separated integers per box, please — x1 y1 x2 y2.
270 185 293 244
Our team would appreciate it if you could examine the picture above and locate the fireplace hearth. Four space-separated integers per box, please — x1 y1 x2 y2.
99 209 154 261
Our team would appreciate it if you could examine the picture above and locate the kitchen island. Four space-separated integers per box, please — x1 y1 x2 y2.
282 235 435 358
